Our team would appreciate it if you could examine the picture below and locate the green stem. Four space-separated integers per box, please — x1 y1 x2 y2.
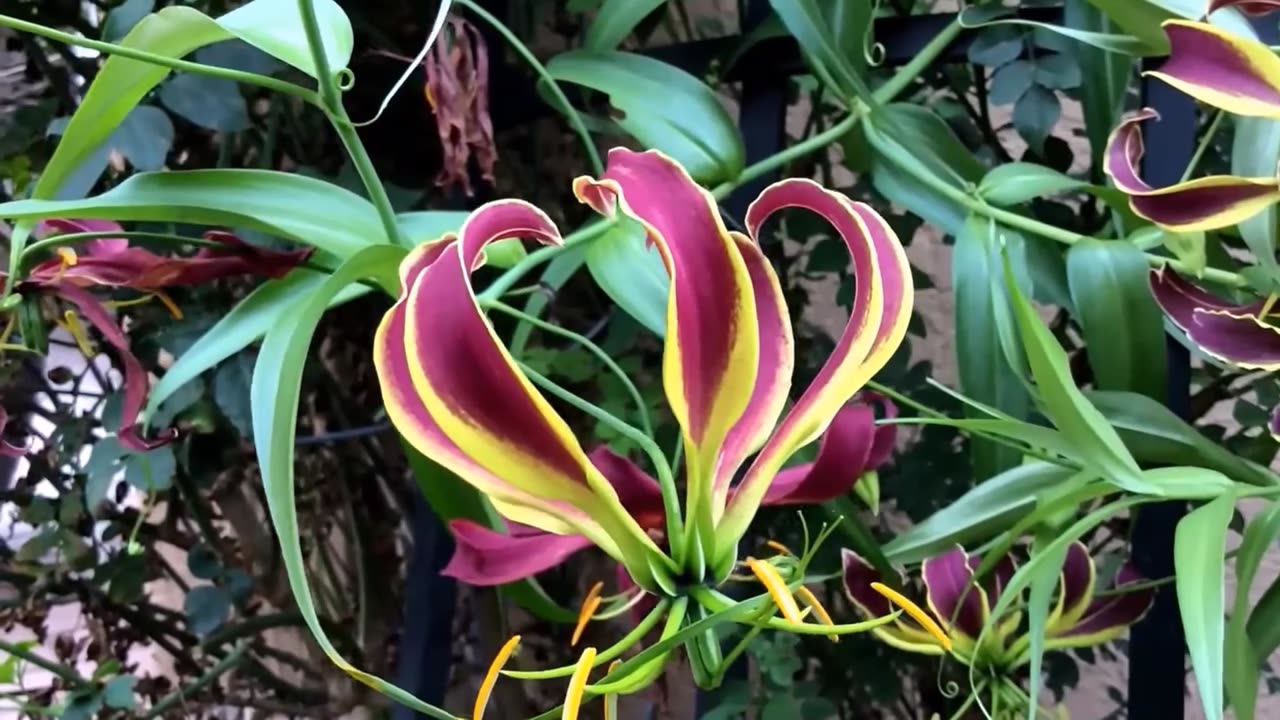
1182 110 1225 183
710 112 862 200
457 0 603 175
0 638 90 689
477 218 613 301
518 362 685 566
692 586 899 636
502 599 672 680
141 643 250 718
485 299 653 437
296 0 405 246
0 14 319 104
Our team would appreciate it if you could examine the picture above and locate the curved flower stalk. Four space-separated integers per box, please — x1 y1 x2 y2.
373 147 912 698
842 543 1155 666
9 219 311 450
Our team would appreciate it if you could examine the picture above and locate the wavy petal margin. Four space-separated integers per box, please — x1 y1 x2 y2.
573 148 764 540
1048 542 1096 632
373 201 659 571
1105 108 1280 231
1048 563 1155 649
1149 20 1280 118
716 180 912 564
922 546 988 640
762 402 878 506
841 549 945 655
1150 268 1280 369
443 519 594 585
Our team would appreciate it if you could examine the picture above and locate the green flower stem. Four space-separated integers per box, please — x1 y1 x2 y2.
877 127 1251 289
477 218 613 301
0 638 91 690
1181 110 1225 183
296 0 405 247
691 586 901 635
140 642 250 719
456 0 603 175
0 14 319 104
502 598 672 680
946 679 988 720
517 361 685 568
485 299 653 437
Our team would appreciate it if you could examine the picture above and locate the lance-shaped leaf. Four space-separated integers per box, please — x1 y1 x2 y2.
372 200 661 578
574 149 771 549
1148 20 1280 118
717 180 912 569
1105 108 1280 231
1149 267 1280 369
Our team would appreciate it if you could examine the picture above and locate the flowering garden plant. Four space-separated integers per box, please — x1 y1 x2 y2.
6 0 1280 718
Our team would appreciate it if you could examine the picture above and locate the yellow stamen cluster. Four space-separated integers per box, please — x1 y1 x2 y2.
869 581 952 650
562 647 597 720
473 635 521 719
571 581 605 647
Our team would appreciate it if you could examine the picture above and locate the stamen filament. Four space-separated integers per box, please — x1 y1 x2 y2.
153 291 183 320
591 588 647 621
572 581 605 647
603 660 621 720
869 582 952 651
51 248 78 282
473 635 520 719
744 557 805 625
61 311 95 357
795 586 838 643
562 647 597 720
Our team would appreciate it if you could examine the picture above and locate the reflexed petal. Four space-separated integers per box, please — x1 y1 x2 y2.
712 232 794 511
1150 268 1280 369
574 149 762 531
1105 109 1280 231
922 546 988 639
720 181 911 563
865 393 898 468
38 218 127 256
1208 0 1280 15
841 549 945 654
587 447 666 530
374 202 657 564
1049 542 1096 631
762 403 876 506
1149 20 1280 118
0 406 29 457
54 285 178 451
442 519 594 586
1048 563 1155 648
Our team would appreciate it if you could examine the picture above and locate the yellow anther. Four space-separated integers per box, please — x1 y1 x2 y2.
766 539 794 556
562 647 596 720
603 660 621 720
869 582 952 651
571 581 605 647
153 291 183 320
473 635 520 720
744 557 805 625
51 247 78 282
61 311 95 357
795 586 838 643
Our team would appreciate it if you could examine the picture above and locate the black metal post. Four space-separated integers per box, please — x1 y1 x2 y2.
1126 67 1197 720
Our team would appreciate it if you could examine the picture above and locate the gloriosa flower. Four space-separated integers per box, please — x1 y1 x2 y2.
842 543 1155 665
373 147 912 598
10 219 311 450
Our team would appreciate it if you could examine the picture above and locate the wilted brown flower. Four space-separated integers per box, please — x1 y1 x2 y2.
424 17 496 195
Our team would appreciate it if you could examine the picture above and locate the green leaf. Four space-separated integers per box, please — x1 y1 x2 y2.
250 244 453 718
147 270 369 418
85 437 126 509
184 585 231 636
1227 500 1280 719
1 169 386 258
102 675 136 710
1004 249 1158 495
961 4 1151 54
1088 390 1278 487
124 445 176 492
1013 84 1061 155
1081 0 1258 54
586 216 668 337
1233 117 1280 283
214 352 255 438
1065 0 1136 177
103 0 155 42
1026 541 1069 717
510 246 588 356
955 216 1033 479
1176 492 1236 720
396 210 525 267
158 73 250 132
215 0 353 76
585 0 666 50
106 106 175 171
975 162 1134 216
990 59 1034 105
545 51 745 184
883 462 1078 564
767 0 870 101
1141 466 1235 499
1248 572 1280 665
402 440 576 623
1066 239 1167 399
968 26 1025 67
1033 54 1083 89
